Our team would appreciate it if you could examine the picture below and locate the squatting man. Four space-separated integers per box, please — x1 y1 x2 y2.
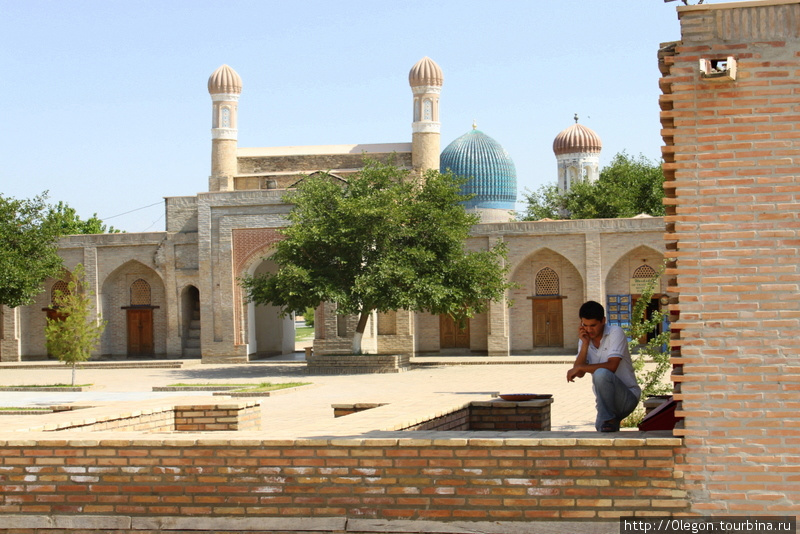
566 301 641 432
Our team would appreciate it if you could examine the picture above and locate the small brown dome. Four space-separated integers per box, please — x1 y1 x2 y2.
409 56 443 87
208 64 242 95
553 117 602 156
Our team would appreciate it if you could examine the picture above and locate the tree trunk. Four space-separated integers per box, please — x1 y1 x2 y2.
351 309 371 354
71 363 76 386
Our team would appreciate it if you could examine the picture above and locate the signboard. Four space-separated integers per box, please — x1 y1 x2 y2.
630 277 660 295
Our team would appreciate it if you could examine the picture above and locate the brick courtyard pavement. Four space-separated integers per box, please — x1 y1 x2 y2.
0 354 604 435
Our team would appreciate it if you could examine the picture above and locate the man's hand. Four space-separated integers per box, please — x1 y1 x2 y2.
578 325 590 344
566 366 586 383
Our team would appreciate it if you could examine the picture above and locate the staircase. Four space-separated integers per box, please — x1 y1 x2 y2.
183 304 201 358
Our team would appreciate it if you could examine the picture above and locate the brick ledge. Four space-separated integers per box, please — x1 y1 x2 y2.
0 514 629 533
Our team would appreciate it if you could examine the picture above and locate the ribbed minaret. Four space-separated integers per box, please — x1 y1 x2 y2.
207 64 242 192
408 57 443 173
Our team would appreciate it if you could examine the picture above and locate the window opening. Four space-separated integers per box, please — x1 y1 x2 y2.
51 280 70 305
535 267 560 296
130 279 152 306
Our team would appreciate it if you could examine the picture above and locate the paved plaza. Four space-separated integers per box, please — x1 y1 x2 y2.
0 353 608 436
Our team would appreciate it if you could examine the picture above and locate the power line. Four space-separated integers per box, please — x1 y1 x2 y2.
101 201 162 220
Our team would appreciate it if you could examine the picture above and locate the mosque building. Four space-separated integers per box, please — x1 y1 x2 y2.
0 58 666 363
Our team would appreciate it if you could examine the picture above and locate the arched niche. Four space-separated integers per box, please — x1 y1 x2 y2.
100 260 166 358
243 254 295 359
180 285 201 358
509 248 584 353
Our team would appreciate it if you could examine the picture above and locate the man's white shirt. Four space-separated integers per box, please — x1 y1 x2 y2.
577 324 641 397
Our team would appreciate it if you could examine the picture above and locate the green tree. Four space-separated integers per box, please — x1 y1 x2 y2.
303 306 315 327
0 193 65 308
45 264 106 385
520 183 563 221
49 201 121 235
242 159 514 354
521 152 665 221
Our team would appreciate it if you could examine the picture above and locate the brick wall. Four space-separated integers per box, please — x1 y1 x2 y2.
173 403 261 432
19 402 261 433
237 152 412 176
661 0 800 515
400 400 552 432
0 436 687 529
306 353 411 374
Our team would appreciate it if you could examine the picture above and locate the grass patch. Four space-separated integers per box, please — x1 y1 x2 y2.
0 407 51 411
168 383 253 387
2 384 91 388
166 382 310 392
621 406 645 428
295 326 314 342
236 382 310 392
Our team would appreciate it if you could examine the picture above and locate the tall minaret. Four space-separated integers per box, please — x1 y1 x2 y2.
552 114 602 192
207 64 242 192
408 57 443 173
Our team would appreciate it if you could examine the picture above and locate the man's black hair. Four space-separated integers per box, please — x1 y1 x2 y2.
579 300 605 321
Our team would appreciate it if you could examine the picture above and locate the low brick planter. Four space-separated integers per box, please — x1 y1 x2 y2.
306 353 410 375
332 402 387 417
153 385 242 392
0 385 94 392
15 400 262 433
402 398 553 431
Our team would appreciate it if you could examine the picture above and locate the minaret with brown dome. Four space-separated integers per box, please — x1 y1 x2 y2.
408 57 443 173
208 64 242 192
552 114 602 192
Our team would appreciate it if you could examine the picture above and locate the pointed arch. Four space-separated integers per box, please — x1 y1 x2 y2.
604 245 665 297
180 284 201 358
509 247 584 353
242 253 295 358
100 260 166 357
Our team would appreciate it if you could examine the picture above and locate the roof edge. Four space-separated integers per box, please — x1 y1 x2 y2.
238 143 412 158
678 0 799 13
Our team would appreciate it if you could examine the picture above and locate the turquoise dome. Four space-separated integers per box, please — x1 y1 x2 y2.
440 128 517 211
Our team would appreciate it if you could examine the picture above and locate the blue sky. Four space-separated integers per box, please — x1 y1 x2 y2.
1 0 696 232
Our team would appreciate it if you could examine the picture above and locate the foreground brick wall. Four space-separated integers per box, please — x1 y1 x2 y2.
0 436 686 527
661 0 800 514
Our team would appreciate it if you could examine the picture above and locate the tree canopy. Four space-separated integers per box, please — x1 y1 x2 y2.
0 194 119 309
242 159 514 354
521 152 665 221
49 201 121 235
0 193 65 308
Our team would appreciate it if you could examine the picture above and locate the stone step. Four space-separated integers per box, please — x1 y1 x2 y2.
182 348 202 358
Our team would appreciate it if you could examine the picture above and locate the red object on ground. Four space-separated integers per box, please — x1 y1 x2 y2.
638 396 678 431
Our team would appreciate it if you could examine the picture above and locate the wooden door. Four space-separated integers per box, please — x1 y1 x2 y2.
440 315 470 349
533 299 563 347
127 308 154 356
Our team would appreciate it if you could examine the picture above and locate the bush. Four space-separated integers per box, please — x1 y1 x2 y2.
303 306 315 327
621 264 672 428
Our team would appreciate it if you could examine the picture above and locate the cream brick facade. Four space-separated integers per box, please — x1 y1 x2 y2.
0 59 666 363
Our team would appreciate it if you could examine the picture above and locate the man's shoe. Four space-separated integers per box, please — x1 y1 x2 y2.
600 420 619 432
